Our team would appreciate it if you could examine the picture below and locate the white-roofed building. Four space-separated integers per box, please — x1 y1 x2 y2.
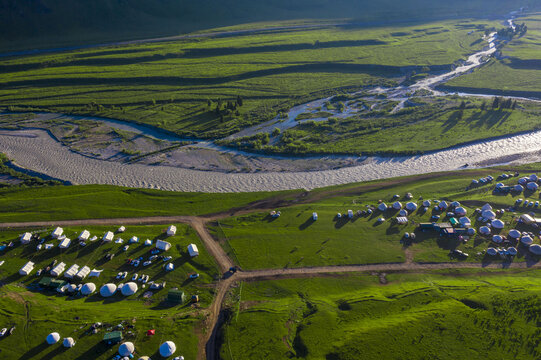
20 232 32 244
51 227 63 239
78 230 90 241
59 238 71 249
19 261 34 276
188 244 199 257
76 266 91 279
102 231 114 242
50 262 66 277
156 240 172 251
167 225 177 236
64 264 79 279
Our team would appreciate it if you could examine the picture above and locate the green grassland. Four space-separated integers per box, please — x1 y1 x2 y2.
0 184 298 222
209 169 541 269
219 271 541 360
444 13 541 97
0 223 216 359
221 97 541 155
1 0 534 53
0 18 500 139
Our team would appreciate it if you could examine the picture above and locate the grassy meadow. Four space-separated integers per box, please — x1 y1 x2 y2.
219 271 541 359
209 168 541 269
0 18 499 139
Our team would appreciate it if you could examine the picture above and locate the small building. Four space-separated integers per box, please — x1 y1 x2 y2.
167 225 177 237
419 223 438 231
76 266 91 279
156 240 172 251
51 227 63 239
102 231 114 242
117 226 126 233
167 289 185 304
103 331 123 345
64 264 79 279
19 261 35 276
187 244 199 257
347 210 353 219
38 277 53 287
312 212 318 220
449 217 459 227
78 230 90 241
50 262 66 277
59 238 71 249
20 232 32 244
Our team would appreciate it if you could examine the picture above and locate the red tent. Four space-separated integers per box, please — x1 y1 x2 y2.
147 329 155 336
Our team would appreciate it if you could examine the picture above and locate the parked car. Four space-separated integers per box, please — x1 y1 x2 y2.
143 261 152 266
121 271 128 279
163 256 172 262
0 328 7 337
116 272 123 279
122 245 129 252
132 260 140 267
189 273 200 279
131 273 139 281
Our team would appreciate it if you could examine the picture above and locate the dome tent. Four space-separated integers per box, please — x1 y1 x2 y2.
121 282 138 296
67 284 77 293
438 201 448 210
491 219 505 229
486 248 497 256
514 184 524 193
119 342 135 357
508 229 521 239
459 217 471 226
398 209 407 217
81 283 96 295
46 332 60 345
467 228 476 236
63 337 75 348
159 341 176 357
492 235 503 244
481 203 493 211
455 207 467 216
482 210 496 220
521 236 533 246
529 244 541 255
392 201 402 210
479 226 491 235
450 201 461 208
518 177 529 185
527 182 539 191
422 200 431 207
377 203 388 212
405 202 417 211
530 174 539 182
100 283 117 297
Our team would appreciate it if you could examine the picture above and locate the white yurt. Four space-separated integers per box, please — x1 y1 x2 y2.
439 201 448 210
492 235 503 244
507 247 518 256
454 207 467 217
81 283 96 296
529 244 541 255
521 236 533 246
393 201 402 210
63 337 75 348
482 210 496 220
405 202 417 212
481 203 493 211
121 282 138 296
518 177 529 185
100 283 117 297
46 332 61 345
422 200 431 207
467 228 476 236
119 342 135 357
165 263 175 271
508 229 521 239
486 248 497 256
159 341 176 357
527 182 539 191
378 203 388 212
398 209 408 217
459 217 471 226
495 182 504 188
530 174 539 182
491 219 505 229
514 185 524 193
479 226 491 235
450 201 461 208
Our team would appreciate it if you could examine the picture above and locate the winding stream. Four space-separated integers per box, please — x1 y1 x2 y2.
1 12 540 192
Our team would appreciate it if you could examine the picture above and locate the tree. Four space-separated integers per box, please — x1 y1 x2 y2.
236 95 243 107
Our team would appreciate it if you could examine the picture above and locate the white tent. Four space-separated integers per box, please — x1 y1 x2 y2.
455 207 467 216
118 226 126 233
530 174 539 182
405 202 417 211
50 262 66 277
64 264 79 279
19 261 35 276
467 228 476 236
529 244 541 255
392 201 402 210
459 217 471 226
144 239 152 246
20 232 32 244
508 247 517 256
312 212 318 220
479 226 491 235
89 269 103 277
481 210 496 220
156 240 172 251
100 283 117 297
67 284 77 293
78 230 90 241
521 236 533 246
422 200 431 207
514 184 524 192
527 182 539 191
167 225 177 236
450 201 461 208
81 283 96 295
102 231 114 242
486 248 497 256
481 203 493 211
76 266 91 279
347 210 354 218
159 341 176 357
63 337 75 348
398 209 407 217
59 238 71 249
188 244 199 257
492 235 503 244
396 217 408 225
119 342 135 357
491 219 505 229
121 282 138 296
439 201 448 210
165 263 175 271
377 203 388 212
518 177 529 185
520 214 535 225
51 227 63 239
508 229 521 239
46 332 61 345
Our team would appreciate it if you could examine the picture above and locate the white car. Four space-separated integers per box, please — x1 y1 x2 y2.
149 255 158 261
122 245 129 252
163 256 172 262
122 271 128 279
116 272 123 279
143 261 152 267
131 273 139 281
142 275 149 284
173 356 185 360
132 260 140 267
0 328 6 337
138 274 145 282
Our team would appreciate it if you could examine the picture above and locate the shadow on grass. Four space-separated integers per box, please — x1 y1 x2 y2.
20 341 48 359
299 218 315 230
